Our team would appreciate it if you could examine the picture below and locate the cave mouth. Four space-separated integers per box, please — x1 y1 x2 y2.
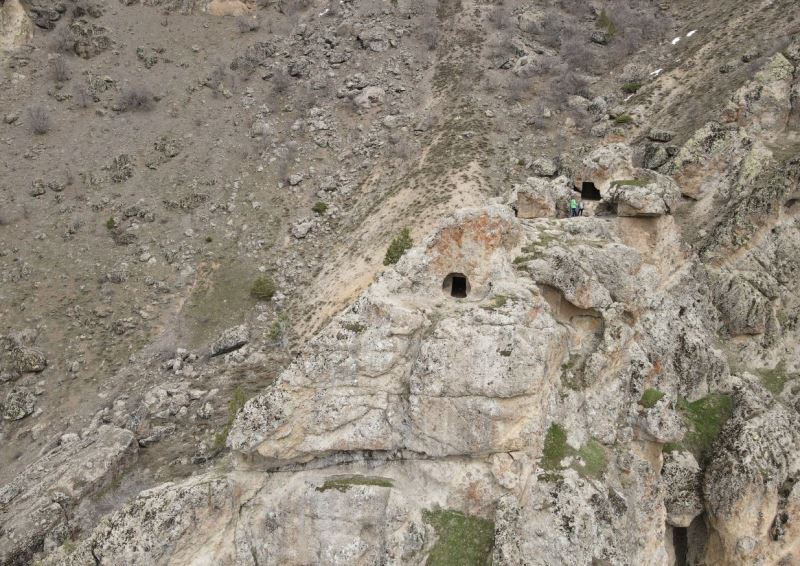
581 181 602 200
442 273 470 298
673 526 688 566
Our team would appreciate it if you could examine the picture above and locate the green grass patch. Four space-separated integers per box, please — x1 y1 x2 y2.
639 388 665 409
105 217 117 231
622 82 643 94
674 394 733 463
312 201 328 215
422 508 495 566
383 227 413 265
317 475 394 492
597 9 617 37
614 114 634 125
610 178 648 188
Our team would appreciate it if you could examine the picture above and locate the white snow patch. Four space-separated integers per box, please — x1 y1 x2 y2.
624 94 635 102
318 7 328 15
671 37 681 45
687 29 697 37
650 68 663 76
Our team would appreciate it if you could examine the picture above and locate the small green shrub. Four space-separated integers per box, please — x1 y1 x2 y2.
312 201 328 215
482 295 508 310
597 9 617 37
269 312 289 343
383 228 413 265
250 276 276 301
622 82 642 94
205 236 213 243
106 217 117 231
213 386 248 451
422 508 495 566
639 388 665 408
614 114 634 125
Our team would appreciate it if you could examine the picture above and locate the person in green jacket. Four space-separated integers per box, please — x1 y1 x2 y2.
569 197 578 217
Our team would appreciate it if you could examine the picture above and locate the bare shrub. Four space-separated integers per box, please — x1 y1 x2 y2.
507 76 532 103
235 15 260 33
282 0 312 16
561 40 598 72
527 14 561 48
51 26 75 54
51 56 70 82
119 86 154 112
271 68 291 96
73 84 93 108
276 142 298 183
28 106 51 135
553 70 590 98
387 133 410 159
420 14 438 50
488 4 511 30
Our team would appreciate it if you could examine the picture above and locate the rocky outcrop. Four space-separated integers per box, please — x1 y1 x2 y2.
512 176 574 219
0 0 33 52
0 426 137 565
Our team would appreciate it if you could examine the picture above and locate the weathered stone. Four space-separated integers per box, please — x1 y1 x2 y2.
662 450 703 527
210 324 249 357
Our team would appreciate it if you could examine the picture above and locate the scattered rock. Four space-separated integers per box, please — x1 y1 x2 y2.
210 325 250 357
1 387 36 420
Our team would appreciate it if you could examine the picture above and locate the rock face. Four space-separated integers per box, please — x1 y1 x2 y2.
0 0 33 52
13 31 800 566
0 426 137 565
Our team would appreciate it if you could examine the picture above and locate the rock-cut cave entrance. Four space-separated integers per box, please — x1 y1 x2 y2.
581 181 602 200
442 273 470 298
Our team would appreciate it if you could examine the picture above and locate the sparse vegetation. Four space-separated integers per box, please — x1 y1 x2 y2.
542 423 568 470
422 508 495 566
639 388 665 408
235 15 260 33
482 295 508 310
610 178 648 188
342 321 366 333
250 276 276 301
666 394 733 463
51 57 70 83
51 26 75 54
614 114 634 125
312 201 328 215
105 217 117 231
756 361 797 396
316 475 393 492
73 84 92 108
383 228 413 265
28 106 51 135
576 439 607 478
212 386 248 451
119 86 155 112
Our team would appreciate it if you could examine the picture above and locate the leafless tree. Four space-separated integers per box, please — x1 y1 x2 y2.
51 56 70 82
118 86 154 112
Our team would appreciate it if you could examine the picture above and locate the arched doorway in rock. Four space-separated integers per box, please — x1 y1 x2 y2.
442 273 470 298
581 181 602 200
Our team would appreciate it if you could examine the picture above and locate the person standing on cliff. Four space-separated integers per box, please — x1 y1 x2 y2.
569 197 578 217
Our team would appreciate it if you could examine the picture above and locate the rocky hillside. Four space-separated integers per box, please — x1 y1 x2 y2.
1 0 799 564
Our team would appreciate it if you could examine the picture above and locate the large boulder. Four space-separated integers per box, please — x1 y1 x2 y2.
607 172 680 217
512 176 574 219
0 0 34 52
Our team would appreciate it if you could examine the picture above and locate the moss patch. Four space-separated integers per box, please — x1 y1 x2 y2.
614 114 634 125
756 361 798 396
542 423 568 471
422 508 495 566
540 423 608 479
610 178 648 188
575 439 607 478
384 227 413 265
317 475 394 492
481 295 508 310
672 394 733 463
639 388 665 408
